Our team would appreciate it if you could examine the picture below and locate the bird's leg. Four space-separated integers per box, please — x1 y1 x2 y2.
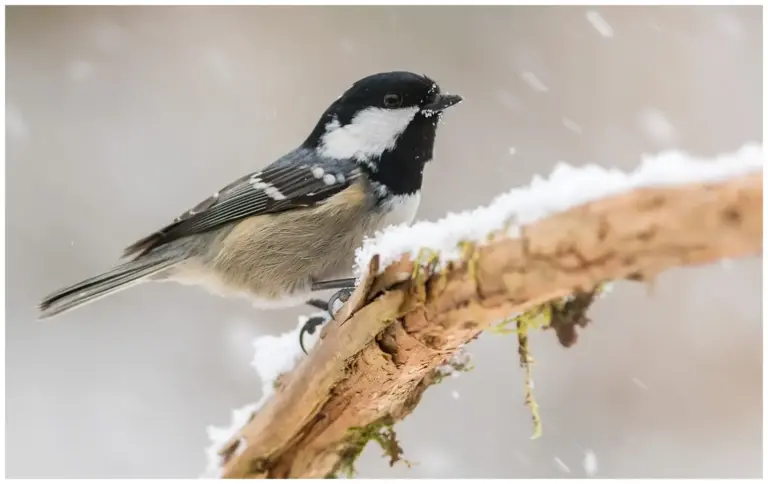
311 278 356 316
311 278 356 291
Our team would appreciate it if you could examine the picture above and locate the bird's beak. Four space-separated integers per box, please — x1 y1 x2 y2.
422 93 463 112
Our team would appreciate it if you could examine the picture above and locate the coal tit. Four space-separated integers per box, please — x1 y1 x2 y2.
39 71 463 326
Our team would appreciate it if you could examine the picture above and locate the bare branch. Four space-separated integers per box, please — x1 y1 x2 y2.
220 171 762 478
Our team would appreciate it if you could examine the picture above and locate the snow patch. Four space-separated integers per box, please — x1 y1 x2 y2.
202 313 318 477
354 143 763 280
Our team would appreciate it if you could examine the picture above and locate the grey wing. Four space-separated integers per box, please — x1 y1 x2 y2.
122 154 360 258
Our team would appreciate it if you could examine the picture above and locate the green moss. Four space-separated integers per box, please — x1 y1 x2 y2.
330 416 410 479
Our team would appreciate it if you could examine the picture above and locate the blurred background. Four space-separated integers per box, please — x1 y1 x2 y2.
4 5 762 478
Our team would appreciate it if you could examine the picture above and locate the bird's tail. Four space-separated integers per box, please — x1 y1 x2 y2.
38 254 182 320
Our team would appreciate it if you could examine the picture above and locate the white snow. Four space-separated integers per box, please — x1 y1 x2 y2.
354 143 763 281
202 313 324 477
585 10 614 38
203 402 260 478
250 314 320 381
583 449 598 476
451 390 461 400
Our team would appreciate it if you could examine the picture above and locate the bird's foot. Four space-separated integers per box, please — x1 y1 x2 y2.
299 288 355 354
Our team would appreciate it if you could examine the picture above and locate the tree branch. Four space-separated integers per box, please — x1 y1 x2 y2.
218 170 762 479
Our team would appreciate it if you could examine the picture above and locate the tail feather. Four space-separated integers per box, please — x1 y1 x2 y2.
39 256 180 319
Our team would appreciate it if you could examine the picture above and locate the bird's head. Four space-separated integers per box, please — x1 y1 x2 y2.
304 71 463 173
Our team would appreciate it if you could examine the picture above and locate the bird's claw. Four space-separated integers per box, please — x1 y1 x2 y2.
298 288 355 354
328 287 353 317
299 313 330 355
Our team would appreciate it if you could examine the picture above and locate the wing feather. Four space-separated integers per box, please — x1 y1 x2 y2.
122 153 360 258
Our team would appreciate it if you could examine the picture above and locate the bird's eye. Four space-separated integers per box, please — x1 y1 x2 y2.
383 93 403 108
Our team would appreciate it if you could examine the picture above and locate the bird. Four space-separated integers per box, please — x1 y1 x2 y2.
39 71 463 323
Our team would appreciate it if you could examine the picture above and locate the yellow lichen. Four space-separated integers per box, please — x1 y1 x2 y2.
410 248 439 281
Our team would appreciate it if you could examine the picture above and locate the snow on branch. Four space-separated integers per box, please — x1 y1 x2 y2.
205 144 762 479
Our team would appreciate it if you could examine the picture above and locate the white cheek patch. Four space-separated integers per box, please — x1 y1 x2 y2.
318 106 420 165
379 192 422 228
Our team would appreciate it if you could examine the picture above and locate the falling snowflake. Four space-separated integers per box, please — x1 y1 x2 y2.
554 456 571 473
6 103 28 140
561 117 583 134
583 449 598 476
585 10 614 38
520 71 549 92
638 108 676 145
